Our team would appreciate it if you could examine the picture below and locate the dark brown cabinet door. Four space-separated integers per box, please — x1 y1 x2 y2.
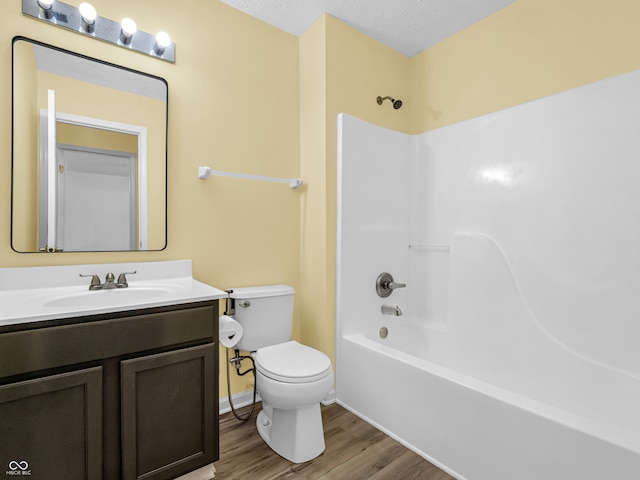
0 367 103 480
121 343 216 480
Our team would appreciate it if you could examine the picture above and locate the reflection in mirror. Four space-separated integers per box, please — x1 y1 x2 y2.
12 37 167 252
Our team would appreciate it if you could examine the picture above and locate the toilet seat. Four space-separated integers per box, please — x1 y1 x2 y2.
256 341 332 383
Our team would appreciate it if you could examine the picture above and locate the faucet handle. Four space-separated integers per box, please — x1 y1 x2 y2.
375 272 407 298
80 273 102 290
116 271 137 288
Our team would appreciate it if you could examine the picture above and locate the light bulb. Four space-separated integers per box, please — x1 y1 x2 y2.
119 17 137 45
153 31 171 55
79 3 96 32
37 0 54 19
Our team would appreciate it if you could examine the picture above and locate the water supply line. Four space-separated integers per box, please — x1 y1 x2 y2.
225 347 257 422
223 291 258 422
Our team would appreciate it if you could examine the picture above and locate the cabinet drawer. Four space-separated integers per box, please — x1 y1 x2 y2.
0 303 216 378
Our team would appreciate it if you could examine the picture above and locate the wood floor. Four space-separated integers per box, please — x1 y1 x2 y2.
215 402 456 480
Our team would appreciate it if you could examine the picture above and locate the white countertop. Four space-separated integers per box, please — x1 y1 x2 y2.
0 260 227 327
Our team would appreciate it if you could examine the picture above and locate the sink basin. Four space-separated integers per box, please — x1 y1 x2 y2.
43 286 174 309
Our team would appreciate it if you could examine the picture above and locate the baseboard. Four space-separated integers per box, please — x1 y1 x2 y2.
219 389 261 415
174 464 216 480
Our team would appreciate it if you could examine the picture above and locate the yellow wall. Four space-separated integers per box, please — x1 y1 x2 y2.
0 0 300 399
299 18 328 360
410 0 640 132
299 15 410 365
57 124 138 153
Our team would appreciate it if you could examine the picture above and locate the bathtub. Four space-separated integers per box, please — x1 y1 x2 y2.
337 330 640 480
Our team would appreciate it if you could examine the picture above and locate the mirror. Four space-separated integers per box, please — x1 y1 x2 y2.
11 37 167 252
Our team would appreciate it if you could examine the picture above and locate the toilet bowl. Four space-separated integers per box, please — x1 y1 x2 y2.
254 341 334 463
228 286 334 463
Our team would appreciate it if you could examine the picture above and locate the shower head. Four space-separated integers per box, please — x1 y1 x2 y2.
377 95 403 110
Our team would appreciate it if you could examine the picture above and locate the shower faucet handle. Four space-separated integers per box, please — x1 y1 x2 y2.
375 272 406 298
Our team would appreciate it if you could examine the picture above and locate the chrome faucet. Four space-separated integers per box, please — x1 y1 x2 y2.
381 304 403 316
80 271 136 290
102 273 118 289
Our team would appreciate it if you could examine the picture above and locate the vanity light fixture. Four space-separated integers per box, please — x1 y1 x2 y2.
119 17 137 45
78 2 96 33
22 0 176 63
36 0 54 19
153 31 171 56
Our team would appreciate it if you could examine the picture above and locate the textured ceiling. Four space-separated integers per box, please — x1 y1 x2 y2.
219 0 515 57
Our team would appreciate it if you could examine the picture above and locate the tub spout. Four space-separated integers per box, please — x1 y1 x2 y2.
381 304 402 316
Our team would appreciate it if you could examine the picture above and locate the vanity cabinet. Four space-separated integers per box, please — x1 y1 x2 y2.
0 301 219 480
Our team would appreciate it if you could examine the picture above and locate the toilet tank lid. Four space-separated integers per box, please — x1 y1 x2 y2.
229 284 294 300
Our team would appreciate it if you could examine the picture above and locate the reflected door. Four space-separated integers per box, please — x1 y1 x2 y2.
56 144 137 251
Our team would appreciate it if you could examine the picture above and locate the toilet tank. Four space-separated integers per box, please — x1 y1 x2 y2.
229 285 294 352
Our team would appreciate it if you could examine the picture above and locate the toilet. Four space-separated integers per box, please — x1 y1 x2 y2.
229 285 334 463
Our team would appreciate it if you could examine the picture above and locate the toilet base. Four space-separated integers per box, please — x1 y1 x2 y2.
257 403 325 463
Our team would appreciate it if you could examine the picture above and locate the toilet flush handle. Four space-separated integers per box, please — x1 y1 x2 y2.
238 300 251 307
